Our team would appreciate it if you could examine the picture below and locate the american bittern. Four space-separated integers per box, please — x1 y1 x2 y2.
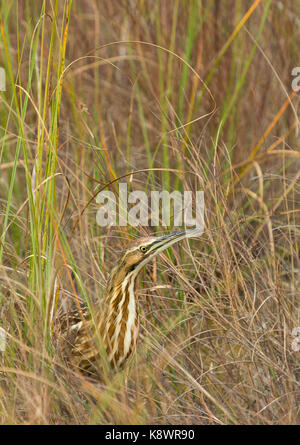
59 229 199 376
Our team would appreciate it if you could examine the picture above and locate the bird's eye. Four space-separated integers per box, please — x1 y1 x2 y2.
140 246 148 253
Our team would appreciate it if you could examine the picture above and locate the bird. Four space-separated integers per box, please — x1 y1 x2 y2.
57 229 199 377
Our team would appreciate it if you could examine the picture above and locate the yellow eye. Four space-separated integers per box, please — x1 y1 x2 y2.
140 246 147 253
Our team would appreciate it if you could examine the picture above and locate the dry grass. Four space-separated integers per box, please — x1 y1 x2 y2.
0 0 299 424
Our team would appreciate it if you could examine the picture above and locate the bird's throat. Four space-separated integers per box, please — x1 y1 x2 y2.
101 270 140 368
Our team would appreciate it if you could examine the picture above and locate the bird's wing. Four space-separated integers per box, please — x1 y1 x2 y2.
51 305 90 342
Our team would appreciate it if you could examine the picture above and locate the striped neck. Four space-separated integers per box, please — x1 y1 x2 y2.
100 269 140 368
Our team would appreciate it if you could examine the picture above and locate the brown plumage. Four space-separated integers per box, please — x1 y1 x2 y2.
56 229 199 377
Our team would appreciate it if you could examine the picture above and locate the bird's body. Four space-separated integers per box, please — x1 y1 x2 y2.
58 230 198 376
69 256 141 373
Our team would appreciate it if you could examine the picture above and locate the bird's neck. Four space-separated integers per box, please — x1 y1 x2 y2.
100 270 140 368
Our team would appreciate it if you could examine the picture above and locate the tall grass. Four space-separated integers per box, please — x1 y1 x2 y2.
0 0 299 424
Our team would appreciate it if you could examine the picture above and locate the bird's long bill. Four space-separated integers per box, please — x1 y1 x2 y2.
149 227 200 255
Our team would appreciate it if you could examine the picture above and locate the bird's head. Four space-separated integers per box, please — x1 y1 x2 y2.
107 229 200 289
